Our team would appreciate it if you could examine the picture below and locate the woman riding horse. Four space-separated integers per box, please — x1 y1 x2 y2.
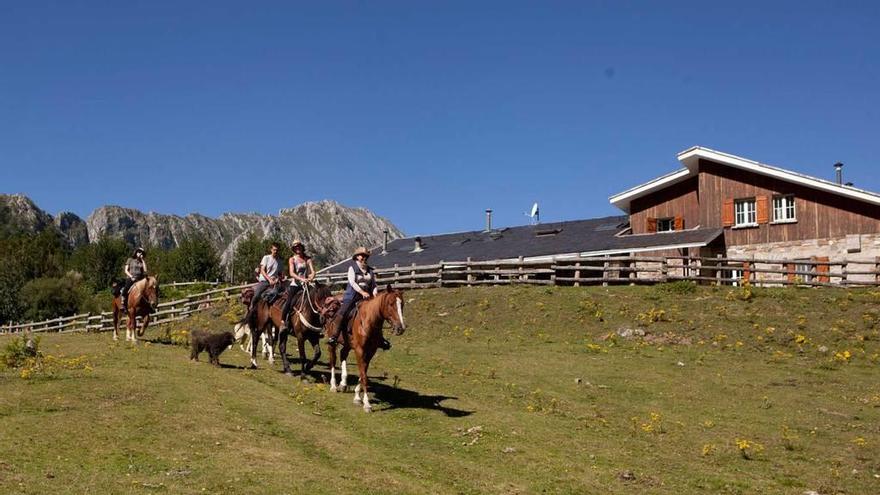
121 247 147 313
280 240 316 332
326 247 391 350
328 285 407 412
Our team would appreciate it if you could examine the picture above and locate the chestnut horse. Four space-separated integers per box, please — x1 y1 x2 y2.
242 292 283 368
112 276 160 342
328 285 406 413
279 282 333 378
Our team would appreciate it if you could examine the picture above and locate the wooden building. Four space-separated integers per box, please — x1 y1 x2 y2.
610 147 880 282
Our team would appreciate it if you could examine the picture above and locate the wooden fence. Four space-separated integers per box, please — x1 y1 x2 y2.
1 284 249 336
4 254 880 335
315 254 880 290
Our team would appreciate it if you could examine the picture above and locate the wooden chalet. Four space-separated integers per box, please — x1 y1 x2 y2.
321 146 880 286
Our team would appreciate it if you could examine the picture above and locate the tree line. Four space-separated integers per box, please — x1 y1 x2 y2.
0 219 303 324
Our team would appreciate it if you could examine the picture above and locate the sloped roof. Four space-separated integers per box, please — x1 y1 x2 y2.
609 146 880 213
321 215 722 273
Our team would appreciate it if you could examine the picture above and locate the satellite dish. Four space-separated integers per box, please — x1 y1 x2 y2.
530 202 539 217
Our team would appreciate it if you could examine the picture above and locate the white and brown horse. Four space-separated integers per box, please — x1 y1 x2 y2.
328 285 406 412
112 276 160 342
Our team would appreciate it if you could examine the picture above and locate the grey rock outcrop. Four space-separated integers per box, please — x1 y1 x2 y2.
1 193 403 267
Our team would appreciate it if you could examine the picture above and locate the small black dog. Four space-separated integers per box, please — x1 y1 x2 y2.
190 330 236 367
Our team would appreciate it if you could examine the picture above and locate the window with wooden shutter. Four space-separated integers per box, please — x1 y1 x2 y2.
816 256 830 283
756 195 769 224
674 216 684 231
646 217 657 233
722 199 734 227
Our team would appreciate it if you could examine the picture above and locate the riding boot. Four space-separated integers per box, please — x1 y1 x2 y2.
380 338 392 351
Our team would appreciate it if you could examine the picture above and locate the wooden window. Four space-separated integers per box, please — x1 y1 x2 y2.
674 216 684 231
772 195 796 222
734 199 757 227
657 218 674 232
796 260 814 283
646 217 657 233
756 195 769 224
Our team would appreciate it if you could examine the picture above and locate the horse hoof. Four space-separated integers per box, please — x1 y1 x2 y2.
284 371 294 377
353 396 362 404
363 405 373 413
330 386 337 393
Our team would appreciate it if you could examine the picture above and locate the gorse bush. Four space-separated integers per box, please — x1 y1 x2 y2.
2 334 40 369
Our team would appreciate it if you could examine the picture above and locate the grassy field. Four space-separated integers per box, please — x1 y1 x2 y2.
2 283 880 494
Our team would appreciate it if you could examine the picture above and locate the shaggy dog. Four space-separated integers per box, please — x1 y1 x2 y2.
190 330 236 367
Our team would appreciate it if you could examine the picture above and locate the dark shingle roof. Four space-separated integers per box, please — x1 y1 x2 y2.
322 216 723 273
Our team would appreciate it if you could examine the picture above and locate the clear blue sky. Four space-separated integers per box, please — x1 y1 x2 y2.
2 1 878 236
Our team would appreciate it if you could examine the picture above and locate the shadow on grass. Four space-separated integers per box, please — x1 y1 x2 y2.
370 381 473 417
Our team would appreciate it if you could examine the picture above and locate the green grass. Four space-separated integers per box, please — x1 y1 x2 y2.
2 284 880 494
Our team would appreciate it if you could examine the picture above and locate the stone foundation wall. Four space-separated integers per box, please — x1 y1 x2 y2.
726 233 880 284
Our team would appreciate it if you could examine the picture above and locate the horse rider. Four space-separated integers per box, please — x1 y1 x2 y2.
251 242 282 310
121 247 148 312
280 240 316 331
326 247 391 350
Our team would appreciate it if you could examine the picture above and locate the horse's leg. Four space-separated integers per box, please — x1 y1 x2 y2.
112 304 119 341
249 327 260 369
353 345 377 412
266 327 275 364
328 342 338 392
139 314 149 337
278 326 292 376
297 333 308 380
339 345 350 393
306 333 321 372
127 310 135 343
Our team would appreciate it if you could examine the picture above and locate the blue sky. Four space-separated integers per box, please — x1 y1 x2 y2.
2 1 878 236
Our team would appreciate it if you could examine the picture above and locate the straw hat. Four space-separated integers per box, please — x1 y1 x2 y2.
291 239 305 250
352 246 371 260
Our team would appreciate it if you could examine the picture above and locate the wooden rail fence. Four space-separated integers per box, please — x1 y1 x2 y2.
1 284 249 336
4 254 880 335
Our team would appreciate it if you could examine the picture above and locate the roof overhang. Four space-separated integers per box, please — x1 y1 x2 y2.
610 146 880 213
609 168 691 213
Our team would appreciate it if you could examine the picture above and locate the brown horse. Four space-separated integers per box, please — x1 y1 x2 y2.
112 276 160 342
279 283 333 379
328 285 406 412
243 288 285 368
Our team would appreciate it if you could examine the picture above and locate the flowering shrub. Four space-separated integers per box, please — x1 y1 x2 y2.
735 438 764 459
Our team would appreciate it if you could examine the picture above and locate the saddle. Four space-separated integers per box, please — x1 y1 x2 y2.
262 286 283 305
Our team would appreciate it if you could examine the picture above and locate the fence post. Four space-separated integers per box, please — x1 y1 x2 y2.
467 257 473 287
629 257 636 285
550 257 557 286
518 256 525 283
602 255 610 287
410 263 416 288
840 258 847 286
660 258 668 283
438 260 444 288
573 261 581 287
715 253 723 285
494 264 500 283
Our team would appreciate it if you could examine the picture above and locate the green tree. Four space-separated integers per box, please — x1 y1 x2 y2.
163 235 221 282
69 236 131 291
19 275 81 321
0 259 25 324
228 233 289 283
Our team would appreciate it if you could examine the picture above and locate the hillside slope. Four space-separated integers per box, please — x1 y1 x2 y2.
1 284 879 494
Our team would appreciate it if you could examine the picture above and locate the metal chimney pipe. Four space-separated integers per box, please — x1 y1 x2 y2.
834 162 843 185
382 229 389 254
485 209 493 232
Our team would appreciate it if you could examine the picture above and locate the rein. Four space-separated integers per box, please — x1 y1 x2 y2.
293 283 325 332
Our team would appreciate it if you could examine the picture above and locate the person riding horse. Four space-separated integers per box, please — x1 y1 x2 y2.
280 240 316 332
251 242 283 310
326 247 391 350
121 247 148 312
